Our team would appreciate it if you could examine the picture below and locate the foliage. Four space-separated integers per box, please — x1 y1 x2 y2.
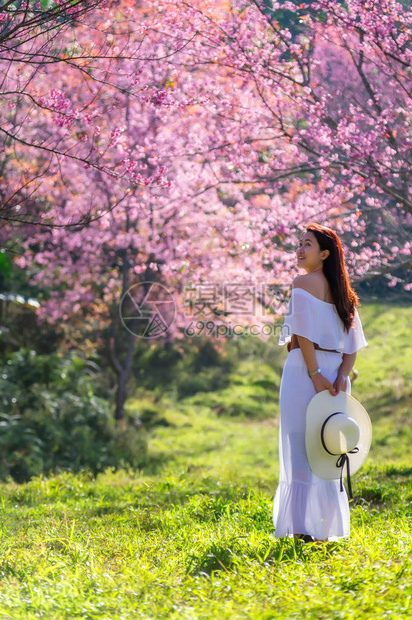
0 349 147 481
130 338 234 398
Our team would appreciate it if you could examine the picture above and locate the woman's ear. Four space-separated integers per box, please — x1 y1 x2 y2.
321 249 330 260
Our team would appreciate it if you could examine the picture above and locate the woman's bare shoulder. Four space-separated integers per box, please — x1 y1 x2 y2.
292 273 324 295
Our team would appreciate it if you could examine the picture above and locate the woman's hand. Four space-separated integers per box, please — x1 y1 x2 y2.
311 373 336 396
333 372 349 395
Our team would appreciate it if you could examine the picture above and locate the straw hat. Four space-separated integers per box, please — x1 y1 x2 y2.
305 391 372 496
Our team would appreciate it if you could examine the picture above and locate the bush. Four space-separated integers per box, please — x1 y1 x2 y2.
0 349 147 482
132 338 235 400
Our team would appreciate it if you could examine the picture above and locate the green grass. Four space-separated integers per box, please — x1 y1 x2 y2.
0 301 411 618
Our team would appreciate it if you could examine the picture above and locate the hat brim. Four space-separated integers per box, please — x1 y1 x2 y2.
305 391 372 480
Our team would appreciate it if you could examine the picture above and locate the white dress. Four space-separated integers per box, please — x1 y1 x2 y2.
273 288 368 541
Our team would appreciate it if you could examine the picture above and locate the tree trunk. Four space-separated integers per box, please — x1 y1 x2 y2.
115 367 129 422
110 321 137 422
109 263 155 422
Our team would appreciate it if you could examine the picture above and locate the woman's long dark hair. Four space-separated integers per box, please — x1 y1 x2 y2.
305 223 358 332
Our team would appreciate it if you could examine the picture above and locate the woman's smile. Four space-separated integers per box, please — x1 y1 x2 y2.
296 231 328 272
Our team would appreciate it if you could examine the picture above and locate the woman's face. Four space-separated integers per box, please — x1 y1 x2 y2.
296 231 328 273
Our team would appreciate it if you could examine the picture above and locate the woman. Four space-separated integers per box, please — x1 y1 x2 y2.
273 223 367 542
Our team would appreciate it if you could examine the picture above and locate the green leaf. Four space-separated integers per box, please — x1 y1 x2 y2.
0 252 12 280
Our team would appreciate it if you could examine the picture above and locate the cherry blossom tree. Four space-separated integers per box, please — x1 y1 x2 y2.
8 0 412 271
0 0 100 44
0 0 179 227
7 0 412 419
10 1 279 419
174 0 412 284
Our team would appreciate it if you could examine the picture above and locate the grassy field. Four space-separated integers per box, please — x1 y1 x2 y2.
0 301 411 619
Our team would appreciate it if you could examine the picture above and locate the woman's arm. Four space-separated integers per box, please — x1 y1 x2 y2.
297 335 336 396
333 352 357 395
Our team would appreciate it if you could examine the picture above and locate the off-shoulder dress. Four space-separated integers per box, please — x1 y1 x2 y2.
273 287 368 541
